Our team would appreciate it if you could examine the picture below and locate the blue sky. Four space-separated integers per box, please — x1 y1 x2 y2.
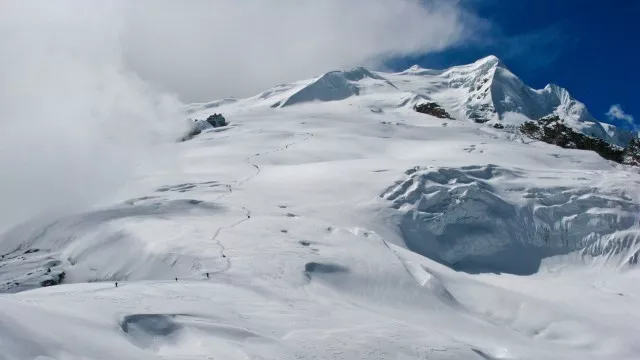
389 0 639 130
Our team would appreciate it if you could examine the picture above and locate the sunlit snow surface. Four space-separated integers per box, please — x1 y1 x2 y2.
2 64 640 359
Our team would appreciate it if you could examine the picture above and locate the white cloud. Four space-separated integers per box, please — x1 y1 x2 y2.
606 104 634 124
122 0 478 101
0 0 477 231
0 1 185 231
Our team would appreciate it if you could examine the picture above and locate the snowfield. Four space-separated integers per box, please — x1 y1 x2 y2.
1 59 640 360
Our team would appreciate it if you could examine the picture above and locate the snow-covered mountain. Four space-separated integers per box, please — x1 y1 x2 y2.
194 56 634 146
2 57 640 360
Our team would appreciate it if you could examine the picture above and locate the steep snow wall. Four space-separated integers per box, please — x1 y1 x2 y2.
490 67 616 143
393 56 636 145
381 164 640 274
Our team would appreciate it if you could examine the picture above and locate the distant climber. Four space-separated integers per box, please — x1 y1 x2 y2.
115 282 118 288
206 273 209 279
175 277 178 282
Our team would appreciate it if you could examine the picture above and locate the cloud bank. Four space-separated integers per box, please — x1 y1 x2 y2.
606 104 634 125
122 0 477 101
0 0 475 230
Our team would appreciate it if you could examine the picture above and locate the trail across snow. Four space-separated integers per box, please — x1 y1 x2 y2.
208 130 315 276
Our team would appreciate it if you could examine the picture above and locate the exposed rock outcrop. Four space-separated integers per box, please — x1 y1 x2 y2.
205 113 227 127
413 102 454 120
520 115 628 164
622 138 640 166
40 271 65 287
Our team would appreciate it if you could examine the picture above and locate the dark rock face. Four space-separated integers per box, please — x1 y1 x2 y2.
520 115 632 164
622 138 640 166
40 271 65 287
492 123 505 129
413 102 455 120
206 113 227 127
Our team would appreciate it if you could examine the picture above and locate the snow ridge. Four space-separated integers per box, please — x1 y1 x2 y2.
279 67 398 107
204 55 635 145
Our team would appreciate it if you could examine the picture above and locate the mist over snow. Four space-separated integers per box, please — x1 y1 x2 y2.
0 1 185 231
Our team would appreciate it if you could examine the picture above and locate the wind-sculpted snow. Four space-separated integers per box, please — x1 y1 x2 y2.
280 67 398 107
0 198 232 291
382 164 640 274
120 313 270 356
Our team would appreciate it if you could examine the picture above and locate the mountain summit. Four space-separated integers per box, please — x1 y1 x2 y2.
198 56 635 146
397 55 632 146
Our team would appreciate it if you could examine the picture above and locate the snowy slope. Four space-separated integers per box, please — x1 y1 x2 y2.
2 62 640 359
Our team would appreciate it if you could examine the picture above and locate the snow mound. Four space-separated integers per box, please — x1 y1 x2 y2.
400 259 458 303
0 197 234 288
400 64 442 76
397 93 432 108
280 67 397 107
381 164 640 274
